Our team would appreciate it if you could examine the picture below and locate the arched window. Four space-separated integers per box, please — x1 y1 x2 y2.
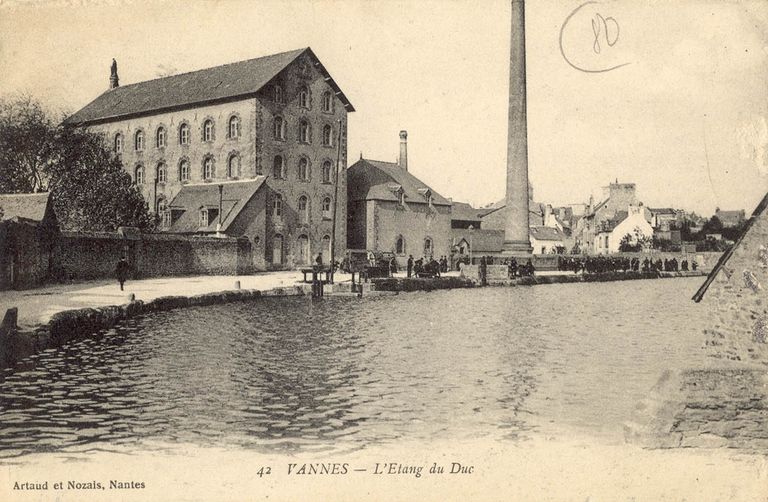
156 126 166 148
299 120 311 143
297 234 310 264
274 85 283 103
134 130 144 151
114 133 123 153
227 154 240 178
322 235 332 264
203 156 215 180
157 197 167 214
203 119 214 142
396 236 405 255
299 86 310 108
322 91 333 113
179 159 190 182
322 124 333 146
322 160 332 183
272 194 282 218
179 123 190 145
298 195 309 224
298 157 309 181
273 116 285 140
424 237 433 258
157 162 167 183
135 164 145 184
322 197 332 219
228 115 240 139
273 155 285 179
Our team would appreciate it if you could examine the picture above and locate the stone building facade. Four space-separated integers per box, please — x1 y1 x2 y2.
64 48 353 270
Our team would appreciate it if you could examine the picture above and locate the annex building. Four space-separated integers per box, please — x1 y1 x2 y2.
64 48 354 270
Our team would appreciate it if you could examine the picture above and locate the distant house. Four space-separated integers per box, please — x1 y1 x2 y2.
451 201 482 229
715 208 747 228
529 226 565 254
594 205 654 254
347 132 452 266
0 192 59 290
450 228 505 266
693 192 768 363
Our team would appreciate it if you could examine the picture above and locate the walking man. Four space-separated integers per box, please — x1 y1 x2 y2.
116 257 130 291
407 255 414 278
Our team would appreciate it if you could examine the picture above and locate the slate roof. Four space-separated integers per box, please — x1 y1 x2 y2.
166 178 266 233
529 226 564 241
649 207 677 215
693 192 768 302
64 48 354 126
451 228 505 253
451 201 481 222
348 159 451 206
0 192 51 223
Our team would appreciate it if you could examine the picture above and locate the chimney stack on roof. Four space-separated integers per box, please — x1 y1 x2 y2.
110 59 120 90
398 130 408 171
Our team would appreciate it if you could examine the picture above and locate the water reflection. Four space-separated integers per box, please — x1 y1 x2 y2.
0 279 709 458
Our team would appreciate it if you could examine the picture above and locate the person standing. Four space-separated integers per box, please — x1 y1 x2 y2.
407 255 414 278
116 257 130 291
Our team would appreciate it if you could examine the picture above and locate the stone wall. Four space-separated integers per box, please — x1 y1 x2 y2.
56 231 252 281
0 220 55 290
372 200 452 267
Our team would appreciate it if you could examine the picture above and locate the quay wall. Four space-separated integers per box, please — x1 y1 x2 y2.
55 231 252 281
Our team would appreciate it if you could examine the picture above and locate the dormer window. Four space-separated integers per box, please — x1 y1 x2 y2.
199 208 208 227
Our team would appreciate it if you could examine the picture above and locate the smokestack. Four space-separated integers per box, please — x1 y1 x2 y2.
398 130 408 171
109 59 119 89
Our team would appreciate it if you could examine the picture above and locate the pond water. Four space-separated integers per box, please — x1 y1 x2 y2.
0 278 711 458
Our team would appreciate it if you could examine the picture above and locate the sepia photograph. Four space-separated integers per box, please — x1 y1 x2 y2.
0 0 767 500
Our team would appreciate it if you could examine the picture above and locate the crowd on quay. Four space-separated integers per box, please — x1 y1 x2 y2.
404 255 451 278
557 255 698 274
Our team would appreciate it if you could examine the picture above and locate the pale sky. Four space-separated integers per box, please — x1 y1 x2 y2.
1 0 766 215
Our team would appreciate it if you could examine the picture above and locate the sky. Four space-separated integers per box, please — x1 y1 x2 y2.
1 0 766 216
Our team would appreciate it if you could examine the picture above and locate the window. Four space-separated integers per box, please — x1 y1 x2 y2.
179 159 190 182
134 130 144 151
227 154 240 178
199 209 208 228
156 126 166 148
299 86 310 108
162 210 172 228
424 237 433 257
203 119 214 142
322 124 333 146
203 157 215 180
272 194 282 218
299 120 311 143
298 157 309 181
322 235 331 263
157 162 167 183
322 161 332 183
297 234 310 264
273 155 285 179
179 123 190 145
398 189 406 206
272 234 283 264
273 116 285 140
322 91 333 113
135 165 144 184
114 133 123 153
298 195 309 224
322 197 332 219
396 236 405 255
228 115 241 139
274 85 283 103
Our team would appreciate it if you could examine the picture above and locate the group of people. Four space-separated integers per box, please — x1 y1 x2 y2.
503 257 535 278
557 255 698 274
406 255 449 278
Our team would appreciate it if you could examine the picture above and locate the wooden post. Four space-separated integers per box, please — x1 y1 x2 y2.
329 119 343 284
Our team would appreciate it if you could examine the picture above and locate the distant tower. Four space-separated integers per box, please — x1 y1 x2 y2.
109 59 119 89
398 130 408 171
503 0 532 254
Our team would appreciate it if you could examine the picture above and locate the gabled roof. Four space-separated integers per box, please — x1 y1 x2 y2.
166 178 266 234
348 159 451 206
64 48 353 126
693 192 768 302
529 226 564 241
649 207 677 215
0 192 51 222
451 228 505 253
451 201 481 222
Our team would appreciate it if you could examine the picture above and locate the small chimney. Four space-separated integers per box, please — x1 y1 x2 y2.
398 130 408 171
544 204 552 226
109 59 120 89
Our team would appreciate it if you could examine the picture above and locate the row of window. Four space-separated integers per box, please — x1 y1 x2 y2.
269 233 332 265
271 84 335 114
132 154 335 184
270 193 333 222
395 235 434 257
272 117 334 146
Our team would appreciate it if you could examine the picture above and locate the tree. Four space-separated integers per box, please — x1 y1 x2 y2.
619 233 640 252
619 227 652 252
0 96 153 232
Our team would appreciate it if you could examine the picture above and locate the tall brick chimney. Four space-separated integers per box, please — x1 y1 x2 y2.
398 130 408 171
109 59 119 90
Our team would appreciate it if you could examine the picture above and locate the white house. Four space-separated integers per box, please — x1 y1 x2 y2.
594 205 654 254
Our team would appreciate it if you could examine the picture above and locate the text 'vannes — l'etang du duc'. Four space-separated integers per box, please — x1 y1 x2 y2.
287 462 475 477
